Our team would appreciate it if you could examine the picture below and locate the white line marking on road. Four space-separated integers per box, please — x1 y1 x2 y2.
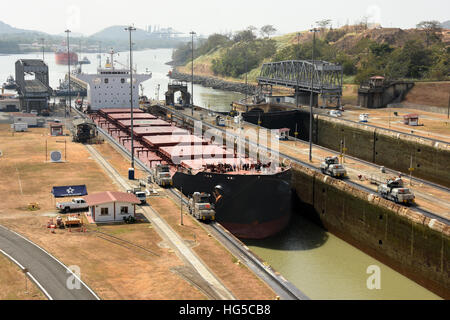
0 248 53 300
0 225 100 300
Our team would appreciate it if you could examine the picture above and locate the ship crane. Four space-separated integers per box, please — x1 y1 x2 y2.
113 59 137 73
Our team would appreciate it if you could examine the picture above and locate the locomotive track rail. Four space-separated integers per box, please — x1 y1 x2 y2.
160 105 450 225
73 107 308 300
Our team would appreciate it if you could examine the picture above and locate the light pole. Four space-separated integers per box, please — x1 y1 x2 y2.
296 32 301 109
245 51 248 106
65 30 71 118
40 38 45 61
190 31 196 116
125 26 136 170
309 28 319 162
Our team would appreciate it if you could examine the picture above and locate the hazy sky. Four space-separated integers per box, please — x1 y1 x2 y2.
2 0 449 36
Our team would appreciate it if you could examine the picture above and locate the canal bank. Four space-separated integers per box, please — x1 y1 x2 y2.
151 104 448 299
242 107 450 188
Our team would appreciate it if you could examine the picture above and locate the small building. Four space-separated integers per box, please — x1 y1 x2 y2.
50 123 64 136
276 128 290 140
0 99 20 112
403 114 419 126
369 76 385 88
11 112 38 127
83 191 140 223
71 118 97 143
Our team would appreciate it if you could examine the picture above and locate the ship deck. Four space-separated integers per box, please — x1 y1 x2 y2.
91 109 283 176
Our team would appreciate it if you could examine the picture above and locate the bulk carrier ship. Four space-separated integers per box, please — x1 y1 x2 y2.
55 45 79 65
77 53 292 239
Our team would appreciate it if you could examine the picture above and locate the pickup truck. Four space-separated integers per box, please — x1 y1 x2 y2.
56 198 88 213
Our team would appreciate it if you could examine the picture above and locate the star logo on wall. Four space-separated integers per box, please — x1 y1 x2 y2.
66 187 75 194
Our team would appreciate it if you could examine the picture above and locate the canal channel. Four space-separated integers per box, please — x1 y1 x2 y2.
0 48 440 299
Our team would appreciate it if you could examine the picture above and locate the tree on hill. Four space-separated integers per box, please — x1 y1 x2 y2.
260 25 277 39
316 19 332 31
197 33 231 56
233 27 257 42
416 21 442 47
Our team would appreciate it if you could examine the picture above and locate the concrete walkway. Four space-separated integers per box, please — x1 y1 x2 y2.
85 144 235 300
0 225 99 300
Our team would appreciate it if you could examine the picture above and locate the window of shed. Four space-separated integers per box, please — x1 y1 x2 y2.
120 206 129 214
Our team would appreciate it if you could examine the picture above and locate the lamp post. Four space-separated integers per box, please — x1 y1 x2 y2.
125 26 136 170
190 31 196 116
309 28 319 162
296 32 301 109
40 38 45 61
65 30 71 118
245 51 248 106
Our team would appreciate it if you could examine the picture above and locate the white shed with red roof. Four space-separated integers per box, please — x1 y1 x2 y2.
83 191 140 223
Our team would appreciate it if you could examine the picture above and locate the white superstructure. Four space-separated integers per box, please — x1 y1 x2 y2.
74 49 152 110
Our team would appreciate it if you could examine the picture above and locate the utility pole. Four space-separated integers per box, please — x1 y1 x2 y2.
244 49 250 107
190 31 196 116
125 26 136 170
296 33 301 109
180 187 184 226
65 30 71 118
447 93 450 120
309 28 319 162
40 38 45 61
98 41 102 68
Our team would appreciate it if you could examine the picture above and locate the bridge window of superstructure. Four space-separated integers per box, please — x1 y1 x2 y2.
121 79 125 84
104 78 109 84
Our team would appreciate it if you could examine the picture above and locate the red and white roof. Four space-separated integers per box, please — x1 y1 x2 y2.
84 191 140 206
143 135 207 147
118 119 171 127
133 126 189 137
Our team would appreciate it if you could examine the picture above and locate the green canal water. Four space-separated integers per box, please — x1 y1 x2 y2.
244 214 441 300
0 48 440 300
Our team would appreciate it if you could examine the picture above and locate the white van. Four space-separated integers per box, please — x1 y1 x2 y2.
359 113 369 123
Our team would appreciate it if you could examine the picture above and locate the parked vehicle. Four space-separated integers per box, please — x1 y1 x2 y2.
216 116 226 127
378 178 415 205
149 164 173 187
135 192 147 204
188 192 216 221
359 113 369 123
127 188 147 204
328 110 343 118
56 198 88 213
320 156 347 178
12 123 28 132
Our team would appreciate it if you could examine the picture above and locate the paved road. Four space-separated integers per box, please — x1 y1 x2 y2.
0 225 99 300
85 144 235 300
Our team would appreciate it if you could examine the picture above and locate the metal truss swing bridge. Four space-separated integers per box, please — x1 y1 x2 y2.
257 60 343 105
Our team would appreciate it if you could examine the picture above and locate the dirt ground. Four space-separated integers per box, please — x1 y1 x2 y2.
404 82 450 108
342 107 450 142
91 142 277 300
0 124 205 300
0 253 45 300
150 197 277 300
0 122 276 300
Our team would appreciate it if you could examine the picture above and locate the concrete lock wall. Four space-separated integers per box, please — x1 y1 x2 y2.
160 106 449 298
314 116 450 188
290 162 450 299
245 108 450 187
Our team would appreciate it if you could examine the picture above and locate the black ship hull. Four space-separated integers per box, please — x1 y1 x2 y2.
173 169 292 239
243 110 311 141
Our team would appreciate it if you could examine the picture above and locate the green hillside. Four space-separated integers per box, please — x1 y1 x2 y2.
173 24 450 85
